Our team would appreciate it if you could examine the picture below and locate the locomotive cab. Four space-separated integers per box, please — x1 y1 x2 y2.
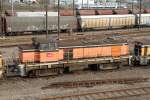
133 40 150 65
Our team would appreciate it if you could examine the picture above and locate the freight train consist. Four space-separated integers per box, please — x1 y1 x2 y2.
0 37 150 77
1 10 150 35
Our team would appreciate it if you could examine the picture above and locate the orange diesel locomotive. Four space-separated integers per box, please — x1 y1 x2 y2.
17 37 129 77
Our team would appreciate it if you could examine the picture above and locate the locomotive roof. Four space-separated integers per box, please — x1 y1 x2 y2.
33 37 128 49
135 39 150 46
59 38 127 48
20 37 128 51
19 44 36 50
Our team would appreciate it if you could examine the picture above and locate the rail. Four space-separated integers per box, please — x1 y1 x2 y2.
42 77 148 89
42 86 150 100
0 28 150 47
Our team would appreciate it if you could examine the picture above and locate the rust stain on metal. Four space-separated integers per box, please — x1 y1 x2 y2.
42 77 148 89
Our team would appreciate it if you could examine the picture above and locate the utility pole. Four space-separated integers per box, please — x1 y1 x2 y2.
45 0 48 38
139 0 142 29
58 0 60 40
0 0 4 35
0 0 2 15
73 0 75 16
132 0 134 13
11 0 14 16
0 0 2 19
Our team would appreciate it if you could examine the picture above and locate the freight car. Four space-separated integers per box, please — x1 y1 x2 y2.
78 14 135 31
3 16 77 35
1 13 150 35
137 14 150 26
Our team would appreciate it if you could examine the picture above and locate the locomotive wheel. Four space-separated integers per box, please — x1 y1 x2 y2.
27 68 65 78
63 67 70 73
88 64 100 71
28 70 36 78
99 63 120 70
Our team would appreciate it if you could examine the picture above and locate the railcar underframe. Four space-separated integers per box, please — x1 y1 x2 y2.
18 55 130 77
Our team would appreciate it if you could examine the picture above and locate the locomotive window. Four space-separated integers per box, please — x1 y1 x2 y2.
39 43 57 51
64 49 73 60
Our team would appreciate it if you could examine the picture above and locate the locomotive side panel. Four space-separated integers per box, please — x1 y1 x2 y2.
121 45 129 55
111 46 122 57
73 48 84 59
39 51 59 63
20 50 64 63
20 51 39 63
100 46 112 57
73 44 129 59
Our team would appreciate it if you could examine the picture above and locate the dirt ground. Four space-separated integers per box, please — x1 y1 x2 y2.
0 67 150 100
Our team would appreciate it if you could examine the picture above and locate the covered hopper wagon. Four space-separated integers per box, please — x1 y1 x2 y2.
1 13 150 35
78 14 135 31
3 16 77 35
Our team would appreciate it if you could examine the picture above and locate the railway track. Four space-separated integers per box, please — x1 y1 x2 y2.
0 28 150 47
42 77 148 89
42 86 150 100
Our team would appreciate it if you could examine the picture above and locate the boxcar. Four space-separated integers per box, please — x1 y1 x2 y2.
4 16 77 34
78 14 135 30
